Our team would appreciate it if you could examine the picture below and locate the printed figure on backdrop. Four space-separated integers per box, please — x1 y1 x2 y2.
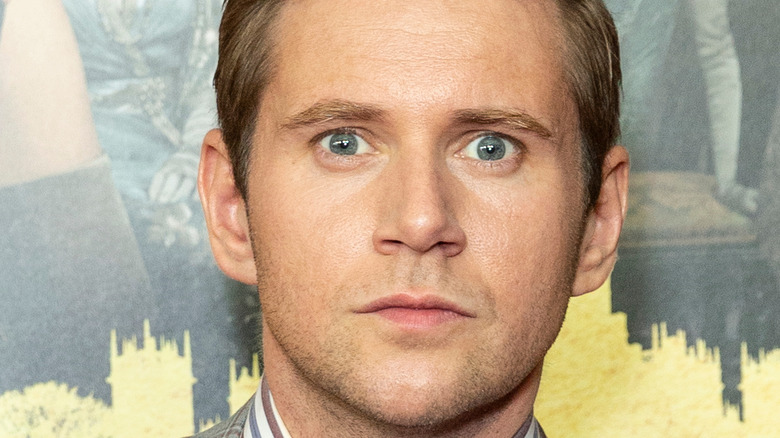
606 0 753 216
0 0 156 427
606 0 779 421
64 0 260 420
756 88 780 338
0 0 257 429
604 0 679 169
688 0 756 215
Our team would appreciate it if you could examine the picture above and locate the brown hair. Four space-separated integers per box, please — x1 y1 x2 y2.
214 0 621 207
554 0 621 207
213 0 285 201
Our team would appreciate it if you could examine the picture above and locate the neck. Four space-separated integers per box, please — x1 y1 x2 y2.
262 332 541 438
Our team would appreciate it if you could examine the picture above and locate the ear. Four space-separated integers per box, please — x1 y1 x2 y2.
571 145 629 296
198 129 258 285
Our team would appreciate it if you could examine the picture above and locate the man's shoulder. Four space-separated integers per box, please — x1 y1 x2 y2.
188 398 252 438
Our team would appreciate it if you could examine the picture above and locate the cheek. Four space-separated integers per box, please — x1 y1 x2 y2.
460 170 581 311
248 167 377 298
464 177 573 264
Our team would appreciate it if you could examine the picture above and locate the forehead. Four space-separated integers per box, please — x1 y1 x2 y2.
265 0 573 136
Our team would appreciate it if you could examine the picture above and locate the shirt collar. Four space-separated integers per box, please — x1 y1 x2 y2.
514 414 546 438
243 376 292 438
244 376 544 438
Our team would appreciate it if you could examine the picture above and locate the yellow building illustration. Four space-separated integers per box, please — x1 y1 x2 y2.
0 321 197 437
228 353 261 415
107 320 197 438
537 281 744 436
741 343 780 436
199 353 261 432
1 283 779 437
535 280 780 436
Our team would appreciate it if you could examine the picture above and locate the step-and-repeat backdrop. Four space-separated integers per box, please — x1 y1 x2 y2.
1 1 778 436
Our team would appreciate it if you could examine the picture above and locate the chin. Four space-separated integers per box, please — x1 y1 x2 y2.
360 393 470 430
342 366 511 431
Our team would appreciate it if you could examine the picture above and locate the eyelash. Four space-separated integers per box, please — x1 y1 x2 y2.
313 126 359 142
466 131 523 149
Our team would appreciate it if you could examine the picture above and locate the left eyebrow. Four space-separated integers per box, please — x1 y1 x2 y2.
280 99 386 130
453 109 553 139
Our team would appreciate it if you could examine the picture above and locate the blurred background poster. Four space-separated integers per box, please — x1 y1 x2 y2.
0 0 778 436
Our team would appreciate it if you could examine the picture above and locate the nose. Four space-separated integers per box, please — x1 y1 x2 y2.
372 153 466 257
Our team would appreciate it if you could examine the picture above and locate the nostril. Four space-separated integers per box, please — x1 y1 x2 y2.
438 241 464 257
374 239 404 255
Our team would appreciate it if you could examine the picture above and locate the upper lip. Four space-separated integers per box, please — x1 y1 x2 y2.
355 294 476 318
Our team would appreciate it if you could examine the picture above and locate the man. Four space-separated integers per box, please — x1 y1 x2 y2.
194 0 628 436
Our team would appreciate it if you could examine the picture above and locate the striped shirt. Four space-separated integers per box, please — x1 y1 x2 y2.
244 377 546 438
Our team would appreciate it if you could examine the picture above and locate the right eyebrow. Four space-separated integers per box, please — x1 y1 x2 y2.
453 108 553 139
280 99 386 130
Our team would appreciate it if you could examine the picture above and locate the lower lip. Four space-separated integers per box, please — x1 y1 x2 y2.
373 307 464 329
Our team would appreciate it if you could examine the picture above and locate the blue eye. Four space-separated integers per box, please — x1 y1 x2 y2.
319 132 371 156
463 135 514 161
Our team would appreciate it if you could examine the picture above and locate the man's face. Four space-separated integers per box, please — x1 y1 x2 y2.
247 0 585 427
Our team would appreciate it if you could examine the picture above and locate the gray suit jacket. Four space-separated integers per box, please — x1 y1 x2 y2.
189 399 252 438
